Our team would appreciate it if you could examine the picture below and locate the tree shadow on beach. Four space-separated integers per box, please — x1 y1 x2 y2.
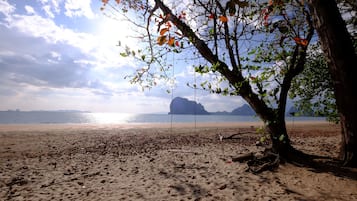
301 155 357 180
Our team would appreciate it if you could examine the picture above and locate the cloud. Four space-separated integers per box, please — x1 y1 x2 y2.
0 0 247 113
0 1 15 17
24 5 36 15
42 5 55 18
64 0 94 19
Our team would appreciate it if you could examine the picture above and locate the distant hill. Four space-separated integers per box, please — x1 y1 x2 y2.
210 111 230 115
169 97 209 115
168 97 314 117
230 104 256 116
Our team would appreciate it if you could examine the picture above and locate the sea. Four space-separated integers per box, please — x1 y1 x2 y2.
0 111 326 124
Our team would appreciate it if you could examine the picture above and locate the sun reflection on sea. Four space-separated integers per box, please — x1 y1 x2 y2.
88 113 136 124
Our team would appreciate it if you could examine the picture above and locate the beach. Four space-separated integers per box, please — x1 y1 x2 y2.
0 122 356 201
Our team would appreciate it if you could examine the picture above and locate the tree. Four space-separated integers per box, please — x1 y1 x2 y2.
102 0 315 165
307 0 357 166
290 43 339 122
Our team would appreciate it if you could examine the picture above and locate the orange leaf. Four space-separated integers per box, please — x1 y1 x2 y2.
175 41 180 47
160 28 169 36
102 0 109 4
115 0 121 4
293 37 300 42
166 22 172 28
157 35 167 46
300 39 308 46
293 37 308 46
167 37 175 46
219 16 228 23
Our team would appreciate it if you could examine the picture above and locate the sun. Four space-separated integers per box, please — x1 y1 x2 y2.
95 14 137 48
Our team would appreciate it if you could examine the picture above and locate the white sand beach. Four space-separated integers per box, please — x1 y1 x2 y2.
0 122 356 200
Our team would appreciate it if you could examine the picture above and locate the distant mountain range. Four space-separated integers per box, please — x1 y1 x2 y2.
169 97 255 115
169 97 310 116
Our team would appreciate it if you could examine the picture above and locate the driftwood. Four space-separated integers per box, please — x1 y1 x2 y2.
232 152 255 162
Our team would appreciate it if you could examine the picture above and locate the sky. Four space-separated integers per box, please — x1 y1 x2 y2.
0 0 248 113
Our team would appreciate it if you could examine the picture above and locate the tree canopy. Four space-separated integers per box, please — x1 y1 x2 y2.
100 0 357 169
102 0 315 156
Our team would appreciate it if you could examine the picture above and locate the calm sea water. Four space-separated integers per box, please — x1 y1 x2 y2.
0 111 326 124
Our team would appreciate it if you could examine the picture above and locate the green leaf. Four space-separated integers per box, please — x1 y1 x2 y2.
260 136 266 143
120 52 128 57
279 134 285 141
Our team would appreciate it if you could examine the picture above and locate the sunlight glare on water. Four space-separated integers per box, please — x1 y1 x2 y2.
88 113 136 124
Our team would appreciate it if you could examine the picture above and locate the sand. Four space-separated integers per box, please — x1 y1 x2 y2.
0 122 356 201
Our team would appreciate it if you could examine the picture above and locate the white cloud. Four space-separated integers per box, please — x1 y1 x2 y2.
24 5 36 15
64 0 94 19
42 5 55 18
0 0 15 16
50 51 61 60
38 0 62 18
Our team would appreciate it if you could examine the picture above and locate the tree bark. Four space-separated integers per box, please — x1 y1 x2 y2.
308 0 357 166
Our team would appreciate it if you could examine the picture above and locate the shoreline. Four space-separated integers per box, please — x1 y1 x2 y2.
0 120 333 132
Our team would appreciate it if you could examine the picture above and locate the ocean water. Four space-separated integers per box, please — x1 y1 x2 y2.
0 111 326 124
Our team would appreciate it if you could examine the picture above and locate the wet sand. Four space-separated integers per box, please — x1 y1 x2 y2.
0 122 356 200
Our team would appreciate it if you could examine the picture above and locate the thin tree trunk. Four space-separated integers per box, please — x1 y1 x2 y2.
308 0 357 166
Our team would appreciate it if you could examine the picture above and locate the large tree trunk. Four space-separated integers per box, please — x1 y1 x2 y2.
308 0 357 166
265 121 293 156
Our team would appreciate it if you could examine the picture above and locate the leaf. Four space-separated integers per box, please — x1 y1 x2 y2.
279 134 285 141
160 28 169 36
115 0 121 3
167 37 175 46
208 13 215 19
120 52 128 57
260 136 266 143
157 35 167 46
209 28 214 36
175 41 180 47
300 39 308 46
102 0 109 4
293 37 308 46
236 1 249 8
219 16 228 23
227 1 236 16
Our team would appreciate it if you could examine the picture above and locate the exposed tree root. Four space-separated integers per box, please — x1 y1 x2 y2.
232 147 357 179
248 152 280 173
232 150 280 173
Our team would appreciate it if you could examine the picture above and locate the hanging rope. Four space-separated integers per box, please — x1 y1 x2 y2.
170 52 175 133
194 68 197 131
